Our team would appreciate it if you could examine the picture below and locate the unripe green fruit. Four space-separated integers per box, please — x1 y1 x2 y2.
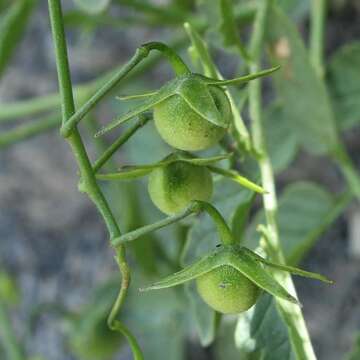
148 158 213 215
153 86 231 151
196 265 260 314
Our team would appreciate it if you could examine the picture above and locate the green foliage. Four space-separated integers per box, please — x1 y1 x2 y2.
73 0 111 15
0 272 20 305
266 4 339 155
2 0 360 359
0 0 37 78
236 294 295 360
327 42 360 130
246 182 347 265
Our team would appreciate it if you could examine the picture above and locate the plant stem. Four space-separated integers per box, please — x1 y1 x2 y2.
196 201 235 246
310 0 326 78
60 41 188 138
0 300 24 360
47 1 142 358
248 1 317 359
93 115 150 172
113 204 199 246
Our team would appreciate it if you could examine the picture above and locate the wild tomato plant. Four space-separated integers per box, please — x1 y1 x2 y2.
1 1 360 360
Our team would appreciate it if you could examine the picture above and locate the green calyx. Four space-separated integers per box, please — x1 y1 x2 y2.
153 84 230 151
148 153 213 215
140 245 332 314
95 67 279 151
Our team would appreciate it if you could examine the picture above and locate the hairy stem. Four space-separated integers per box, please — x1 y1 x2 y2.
248 1 317 359
47 1 142 358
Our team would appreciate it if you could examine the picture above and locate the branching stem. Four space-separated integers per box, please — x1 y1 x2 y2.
47 1 142 358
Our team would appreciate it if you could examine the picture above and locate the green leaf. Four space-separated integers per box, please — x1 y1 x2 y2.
266 4 339 155
236 293 295 360
218 0 250 60
347 333 360 360
73 0 111 15
264 103 298 174
327 42 360 130
184 282 219 346
0 0 37 78
277 0 310 20
246 182 348 265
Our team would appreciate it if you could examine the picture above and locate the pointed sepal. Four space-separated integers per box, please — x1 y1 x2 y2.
176 75 227 128
242 247 333 284
201 66 280 86
96 153 233 181
226 248 299 305
95 77 181 137
140 249 225 291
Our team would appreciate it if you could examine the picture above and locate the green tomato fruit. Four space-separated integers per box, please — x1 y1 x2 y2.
196 265 260 314
153 85 231 151
148 155 213 215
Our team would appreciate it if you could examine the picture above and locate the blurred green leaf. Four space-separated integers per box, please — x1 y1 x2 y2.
235 293 295 360
184 282 219 347
0 271 20 306
73 0 111 15
66 281 123 360
214 318 247 360
266 4 339 155
277 0 310 20
245 182 348 265
327 42 360 130
347 333 360 360
264 103 298 174
0 0 37 78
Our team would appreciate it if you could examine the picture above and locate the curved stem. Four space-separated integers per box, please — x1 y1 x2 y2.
47 1 140 359
108 250 144 360
195 201 234 246
141 41 190 76
60 41 189 138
